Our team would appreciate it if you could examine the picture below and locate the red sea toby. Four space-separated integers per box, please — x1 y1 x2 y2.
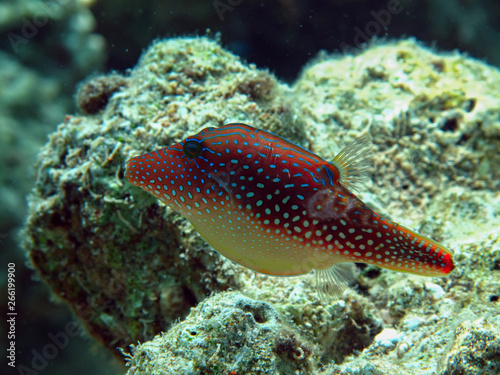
125 124 454 294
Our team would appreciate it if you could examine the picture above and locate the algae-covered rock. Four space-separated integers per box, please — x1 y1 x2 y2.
0 0 105 240
1 0 105 72
125 292 314 374
23 36 300 356
442 317 500 375
23 36 500 373
125 291 385 374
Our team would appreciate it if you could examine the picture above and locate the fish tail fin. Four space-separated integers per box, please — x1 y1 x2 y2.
393 222 455 276
369 218 455 277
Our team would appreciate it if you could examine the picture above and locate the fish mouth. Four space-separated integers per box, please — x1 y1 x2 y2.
124 157 141 186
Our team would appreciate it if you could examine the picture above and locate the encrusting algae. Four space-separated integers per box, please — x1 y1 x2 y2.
125 123 454 297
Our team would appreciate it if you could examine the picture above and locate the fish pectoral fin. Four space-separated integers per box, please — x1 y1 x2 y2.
328 133 372 192
314 264 354 301
210 172 236 208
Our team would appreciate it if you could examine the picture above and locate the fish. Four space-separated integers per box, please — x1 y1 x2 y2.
125 123 454 296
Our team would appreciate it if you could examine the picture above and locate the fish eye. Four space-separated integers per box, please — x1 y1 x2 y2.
183 139 202 158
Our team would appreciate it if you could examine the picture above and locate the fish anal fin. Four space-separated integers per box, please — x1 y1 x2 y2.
314 264 353 301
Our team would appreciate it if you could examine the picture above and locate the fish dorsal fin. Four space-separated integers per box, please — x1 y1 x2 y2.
329 134 372 192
